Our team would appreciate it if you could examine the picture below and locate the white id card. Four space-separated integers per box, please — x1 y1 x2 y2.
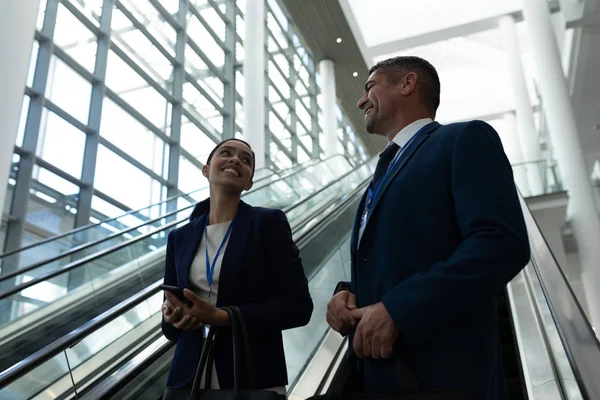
203 324 211 338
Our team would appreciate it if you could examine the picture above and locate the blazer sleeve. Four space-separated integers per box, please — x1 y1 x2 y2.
237 209 314 333
381 120 530 346
161 230 182 342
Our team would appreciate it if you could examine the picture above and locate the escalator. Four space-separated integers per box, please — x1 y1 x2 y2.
0 158 376 399
2 167 599 400
0 155 366 374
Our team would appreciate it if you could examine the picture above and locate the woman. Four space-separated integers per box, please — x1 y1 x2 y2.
161 138 313 396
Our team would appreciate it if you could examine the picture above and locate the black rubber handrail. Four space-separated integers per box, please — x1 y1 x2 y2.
0 171 371 389
0 157 331 285
0 157 369 300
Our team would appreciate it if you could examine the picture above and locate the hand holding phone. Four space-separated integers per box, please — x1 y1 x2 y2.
159 284 193 307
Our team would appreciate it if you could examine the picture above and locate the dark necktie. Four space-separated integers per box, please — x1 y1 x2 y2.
370 142 400 190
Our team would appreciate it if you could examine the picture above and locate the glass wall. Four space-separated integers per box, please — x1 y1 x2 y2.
1 0 367 253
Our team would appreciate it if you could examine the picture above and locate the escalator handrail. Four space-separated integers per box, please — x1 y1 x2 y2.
0 166 273 259
519 195 600 399
0 170 371 389
0 157 332 286
0 157 370 300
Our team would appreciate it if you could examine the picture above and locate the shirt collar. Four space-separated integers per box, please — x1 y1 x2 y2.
390 118 434 148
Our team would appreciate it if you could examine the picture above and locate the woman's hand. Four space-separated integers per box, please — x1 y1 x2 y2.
163 292 202 331
163 290 230 330
182 289 230 327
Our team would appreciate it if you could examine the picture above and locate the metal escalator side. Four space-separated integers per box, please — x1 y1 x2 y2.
0 156 364 373
0 164 373 398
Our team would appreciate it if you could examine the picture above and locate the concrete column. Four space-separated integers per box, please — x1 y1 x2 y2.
502 112 530 196
522 0 600 329
318 59 338 158
243 0 266 169
0 1 40 216
499 15 543 197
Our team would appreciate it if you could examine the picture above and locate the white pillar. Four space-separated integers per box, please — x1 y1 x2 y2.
0 1 39 216
243 0 265 169
499 15 543 197
522 0 600 329
502 112 530 196
318 59 338 158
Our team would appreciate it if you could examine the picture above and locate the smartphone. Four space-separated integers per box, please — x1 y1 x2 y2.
159 284 193 307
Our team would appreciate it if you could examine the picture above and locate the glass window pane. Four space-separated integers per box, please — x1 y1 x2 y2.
183 82 223 137
46 56 92 123
26 40 39 87
94 145 160 210
36 110 86 179
36 0 48 31
180 115 216 161
111 8 174 91
178 156 204 194
198 5 226 42
54 3 98 72
120 0 177 57
187 14 225 69
23 166 80 244
100 98 167 175
69 0 103 25
15 95 30 147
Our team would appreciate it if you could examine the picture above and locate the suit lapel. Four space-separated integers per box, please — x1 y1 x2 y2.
179 215 206 289
215 201 252 307
364 122 440 230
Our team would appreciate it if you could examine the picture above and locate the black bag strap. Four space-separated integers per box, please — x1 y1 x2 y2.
190 324 218 398
230 306 256 388
189 307 242 399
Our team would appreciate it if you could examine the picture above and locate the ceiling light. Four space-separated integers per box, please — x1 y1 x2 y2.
353 72 358 77
336 38 342 43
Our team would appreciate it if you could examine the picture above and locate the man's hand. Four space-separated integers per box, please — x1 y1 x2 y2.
350 302 398 359
326 290 358 335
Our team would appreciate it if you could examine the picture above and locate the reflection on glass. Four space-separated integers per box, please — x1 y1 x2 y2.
120 0 177 57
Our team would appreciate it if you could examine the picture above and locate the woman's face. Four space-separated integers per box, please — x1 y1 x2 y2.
203 140 254 193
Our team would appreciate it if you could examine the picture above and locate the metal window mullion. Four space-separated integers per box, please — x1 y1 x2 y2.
205 0 227 22
147 0 182 30
115 1 177 65
267 50 307 102
310 68 320 158
183 72 226 114
3 0 59 253
188 3 227 50
61 0 103 35
180 148 204 170
166 0 188 205
263 36 271 168
269 132 294 161
181 108 222 144
34 156 88 188
186 37 227 82
98 137 170 186
222 0 236 139
267 77 311 135
43 99 90 134
104 87 172 143
75 0 113 228
110 42 176 102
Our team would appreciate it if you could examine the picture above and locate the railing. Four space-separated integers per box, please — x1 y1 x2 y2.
511 159 564 198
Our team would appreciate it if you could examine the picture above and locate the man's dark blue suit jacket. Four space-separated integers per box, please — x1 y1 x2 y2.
344 120 530 400
162 199 313 390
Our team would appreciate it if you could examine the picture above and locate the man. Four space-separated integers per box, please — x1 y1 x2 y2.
326 56 530 399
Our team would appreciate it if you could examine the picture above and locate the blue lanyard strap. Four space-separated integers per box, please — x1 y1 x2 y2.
204 218 234 290
366 131 420 208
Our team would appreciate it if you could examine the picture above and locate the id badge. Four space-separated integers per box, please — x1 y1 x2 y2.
203 324 211 338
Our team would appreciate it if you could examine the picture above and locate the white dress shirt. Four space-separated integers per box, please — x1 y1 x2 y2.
357 118 434 245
